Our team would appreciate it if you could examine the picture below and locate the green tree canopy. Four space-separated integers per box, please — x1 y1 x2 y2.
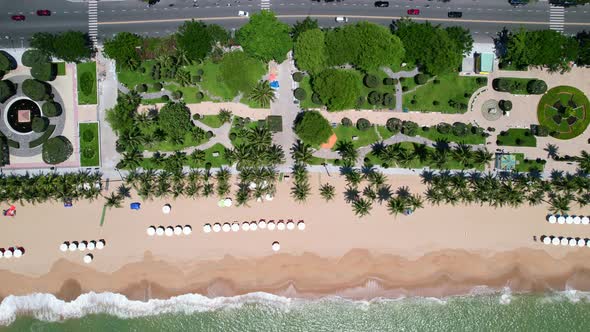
31 31 91 62
312 69 362 111
158 101 193 141
294 111 333 146
578 31 590 66
445 26 474 56
393 20 462 75
236 11 292 62
104 32 142 68
291 16 319 41
0 52 11 72
22 79 49 101
176 20 213 62
219 51 265 95
206 24 230 46
106 92 141 134
294 29 327 74
21 49 50 67
31 63 56 81
0 80 15 103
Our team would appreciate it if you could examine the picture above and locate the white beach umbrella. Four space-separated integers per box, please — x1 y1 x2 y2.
286 221 295 231
578 239 586 247
552 237 560 246
548 215 557 224
249 182 257 190
147 226 156 236
69 242 78 251
83 254 93 264
587 239 590 247
203 224 212 233
87 241 96 251
582 216 590 225
569 238 577 247
0 250 3 258
265 194 274 201
213 223 222 233
250 222 258 231
560 237 569 246
543 236 551 245
183 225 192 235
224 198 233 207
558 216 566 224
156 226 165 236
96 239 106 250
242 222 250 231
267 221 276 231
4 249 12 258
222 223 231 232
78 241 87 251
566 216 574 224
162 204 171 214
277 221 285 231
258 220 267 229
272 241 280 252
174 225 183 235
13 248 22 258
297 221 306 231
574 216 582 225
231 223 240 232
165 227 174 237
60 243 68 252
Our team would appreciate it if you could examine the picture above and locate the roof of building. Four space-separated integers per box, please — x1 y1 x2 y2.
480 53 494 72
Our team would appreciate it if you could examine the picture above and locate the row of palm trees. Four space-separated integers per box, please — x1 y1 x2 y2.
225 125 285 169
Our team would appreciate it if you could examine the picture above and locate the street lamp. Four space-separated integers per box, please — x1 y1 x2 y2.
321 163 331 177
114 167 124 181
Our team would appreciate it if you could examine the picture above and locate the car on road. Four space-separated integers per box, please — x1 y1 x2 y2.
11 15 25 21
36 10 51 16
238 10 249 17
374 1 389 7
448 11 463 18
335 16 348 23
407 9 420 15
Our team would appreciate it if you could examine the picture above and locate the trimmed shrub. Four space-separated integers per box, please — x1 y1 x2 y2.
32 116 49 133
292 72 304 82
153 82 163 90
382 93 395 107
463 92 470 98
311 93 322 105
294 87 307 100
527 79 547 94
192 75 202 83
383 77 398 85
80 72 94 96
363 74 380 88
229 132 237 140
401 121 419 136
195 91 204 100
341 117 352 127
422 126 430 132
0 53 10 72
367 91 381 105
294 110 332 146
432 100 440 106
206 130 214 139
42 136 73 164
515 138 522 146
355 96 365 108
476 77 487 85
499 99 512 112
414 73 429 85
136 84 147 92
356 118 371 131
433 79 440 84
22 50 49 67
139 67 146 74
196 69 204 76
42 101 62 117
172 90 183 100
31 63 56 81
402 86 409 92
451 122 469 137
192 113 201 120
82 128 94 142
399 77 405 82
22 79 49 101
386 117 402 134
0 80 16 103
437 123 452 134
161 95 170 101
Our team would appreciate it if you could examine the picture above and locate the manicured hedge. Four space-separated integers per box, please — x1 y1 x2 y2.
293 72 304 82
294 87 307 100
22 49 49 67
29 125 56 148
42 101 62 117
42 136 73 164
31 63 56 81
0 80 16 103
22 79 49 101
32 116 49 133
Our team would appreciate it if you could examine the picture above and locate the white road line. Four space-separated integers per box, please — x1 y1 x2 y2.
549 4 565 33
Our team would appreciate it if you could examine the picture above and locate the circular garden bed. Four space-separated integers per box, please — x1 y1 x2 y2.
6 98 41 134
537 86 590 140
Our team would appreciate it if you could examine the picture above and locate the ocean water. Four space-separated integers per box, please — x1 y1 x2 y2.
1 290 590 332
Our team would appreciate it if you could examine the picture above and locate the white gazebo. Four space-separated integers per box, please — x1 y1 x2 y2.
267 221 276 231
558 216 566 224
222 223 231 232
566 216 574 224
162 204 171 214
213 223 222 233
147 226 156 236
277 221 285 231
60 243 68 252
231 223 240 232
4 249 12 258
165 226 174 236
578 239 586 247
224 198 233 207
272 241 280 252
286 221 295 231
96 239 106 249
78 242 87 251
560 237 569 246
13 248 22 258
174 226 183 235
156 226 165 236
552 237 560 246
183 225 192 235
574 216 582 225
548 215 557 224
83 254 93 264
265 194 274 201
242 222 250 231
248 222 256 231
68 242 78 251
87 241 96 250
543 236 551 245
297 221 306 231
203 224 212 233
569 238 577 246
258 220 267 229
582 216 590 225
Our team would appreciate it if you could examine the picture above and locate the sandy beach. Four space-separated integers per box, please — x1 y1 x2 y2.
0 174 590 302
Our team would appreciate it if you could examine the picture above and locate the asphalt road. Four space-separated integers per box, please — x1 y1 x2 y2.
1 0 590 47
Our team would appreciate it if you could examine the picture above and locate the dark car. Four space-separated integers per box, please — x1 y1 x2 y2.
11 15 25 21
374 1 389 7
448 11 463 18
407 9 420 15
36 10 51 16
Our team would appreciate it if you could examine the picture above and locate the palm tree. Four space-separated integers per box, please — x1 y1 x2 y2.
319 183 335 201
104 192 123 209
248 80 276 107
473 148 494 168
411 143 430 164
377 185 392 204
291 181 311 203
235 184 250 206
387 197 405 217
202 182 214 197
248 126 272 147
362 186 377 201
367 171 386 188
291 140 313 164
175 49 191 66
175 69 191 87
156 54 175 68
344 169 362 187
544 143 559 160
344 186 360 203
117 184 132 198
264 144 285 165
218 109 233 124
118 149 143 170
452 143 473 168
431 148 448 169
216 167 231 197
575 150 590 173
397 148 416 168
548 193 573 214
352 198 372 217
336 140 358 164
189 149 206 166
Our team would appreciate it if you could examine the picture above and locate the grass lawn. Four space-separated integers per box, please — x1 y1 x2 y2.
164 84 209 103
400 76 417 93
193 59 235 101
332 125 380 150
117 60 159 90
308 156 337 166
145 132 209 152
537 85 590 140
403 73 486 113
514 153 545 173
79 122 100 167
376 126 394 140
416 126 486 145
230 118 258 146
54 62 66 76
76 62 97 105
141 97 168 105
198 115 223 128
298 75 317 109
496 128 537 147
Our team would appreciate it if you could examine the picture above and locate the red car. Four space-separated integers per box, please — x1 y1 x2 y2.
11 15 25 21
36 10 51 16
407 9 420 15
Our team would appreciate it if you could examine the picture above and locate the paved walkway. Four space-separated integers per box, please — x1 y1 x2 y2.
381 66 420 111
118 83 168 99
97 49 121 169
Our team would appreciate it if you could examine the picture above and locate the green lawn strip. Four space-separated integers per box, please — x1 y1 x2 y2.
376 126 394 140
298 75 317 109
79 123 100 167
400 76 417 92
513 153 545 173
332 125 380 150
141 97 167 105
145 132 208 152
536 85 590 140
496 128 537 147
54 62 66 76
403 73 485 113
492 77 533 94
139 143 229 169
416 126 486 145
163 84 206 103
308 156 337 166
117 60 158 89
76 62 97 105
198 115 223 128
196 60 236 101
29 125 56 148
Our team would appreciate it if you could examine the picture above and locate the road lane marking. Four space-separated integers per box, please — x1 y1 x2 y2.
550 4 565 32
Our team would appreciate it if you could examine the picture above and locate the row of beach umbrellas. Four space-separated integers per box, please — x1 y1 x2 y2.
541 235 590 247
147 225 192 236
0 247 25 258
59 240 106 252
547 215 590 225
203 219 305 233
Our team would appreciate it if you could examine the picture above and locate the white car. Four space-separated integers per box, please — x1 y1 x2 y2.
335 16 348 23
238 11 249 17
